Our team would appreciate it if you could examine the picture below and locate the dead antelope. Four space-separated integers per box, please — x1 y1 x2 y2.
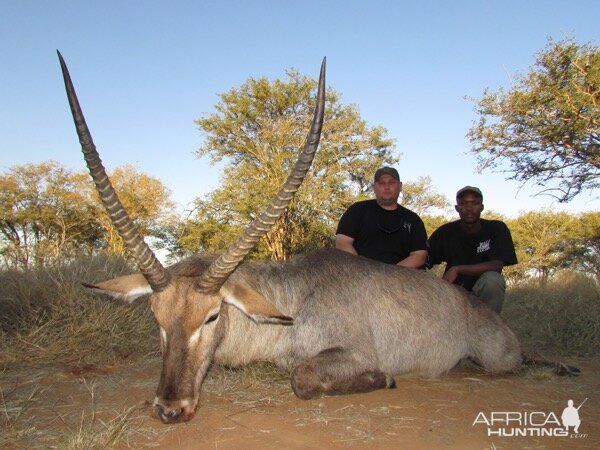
59 52 523 425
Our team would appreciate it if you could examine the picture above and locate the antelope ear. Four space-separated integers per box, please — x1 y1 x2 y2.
83 274 153 303
221 283 293 325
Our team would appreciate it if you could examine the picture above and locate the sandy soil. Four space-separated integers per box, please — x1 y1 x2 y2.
3 357 598 449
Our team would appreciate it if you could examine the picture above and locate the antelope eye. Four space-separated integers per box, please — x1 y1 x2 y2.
205 312 219 324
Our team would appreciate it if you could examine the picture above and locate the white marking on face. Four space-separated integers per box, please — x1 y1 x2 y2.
122 285 154 303
188 327 202 347
188 307 220 348
222 294 248 315
129 285 153 296
160 327 167 346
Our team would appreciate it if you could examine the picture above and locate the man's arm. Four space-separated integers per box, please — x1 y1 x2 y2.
443 260 504 284
426 227 442 269
402 212 428 269
398 249 427 269
335 233 358 256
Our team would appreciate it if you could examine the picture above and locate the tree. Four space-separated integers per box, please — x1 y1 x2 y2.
190 69 400 260
561 211 600 283
468 38 600 202
0 162 100 269
0 162 174 269
506 210 576 285
401 176 450 217
94 164 174 255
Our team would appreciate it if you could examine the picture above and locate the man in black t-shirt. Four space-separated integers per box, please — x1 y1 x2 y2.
428 186 517 313
335 167 428 268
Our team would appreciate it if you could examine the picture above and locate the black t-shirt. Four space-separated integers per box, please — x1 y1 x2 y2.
428 219 518 291
336 199 428 264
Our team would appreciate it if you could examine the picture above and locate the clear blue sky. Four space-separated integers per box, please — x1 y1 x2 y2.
1 0 598 217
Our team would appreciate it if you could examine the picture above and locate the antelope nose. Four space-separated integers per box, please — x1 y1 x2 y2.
155 404 183 424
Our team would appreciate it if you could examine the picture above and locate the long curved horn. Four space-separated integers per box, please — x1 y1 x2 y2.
57 50 170 292
196 58 326 293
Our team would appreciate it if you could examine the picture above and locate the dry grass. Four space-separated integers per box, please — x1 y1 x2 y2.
0 255 158 370
289 402 423 443
203 362 292 407
0 256 160 448
0 369 166 449
0 379 43 445
503 271 600 358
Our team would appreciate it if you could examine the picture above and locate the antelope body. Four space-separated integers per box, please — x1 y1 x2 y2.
58 52 521 424
88 249 521 422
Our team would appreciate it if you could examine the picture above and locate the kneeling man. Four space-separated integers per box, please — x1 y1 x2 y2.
427 186 517 313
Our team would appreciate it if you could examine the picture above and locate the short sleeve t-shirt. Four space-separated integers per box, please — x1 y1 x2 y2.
336 200 428 264
428 219 518 291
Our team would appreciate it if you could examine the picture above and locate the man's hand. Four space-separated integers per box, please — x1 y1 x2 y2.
443 266 460 283
443 260 504 284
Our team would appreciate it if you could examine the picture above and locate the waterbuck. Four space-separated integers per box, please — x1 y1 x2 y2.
58 52 522 425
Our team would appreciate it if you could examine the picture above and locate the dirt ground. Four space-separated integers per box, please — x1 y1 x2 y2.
2 357 598 449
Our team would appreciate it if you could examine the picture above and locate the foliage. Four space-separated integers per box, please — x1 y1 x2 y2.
468 38 600 202
177 69 447 260
506 210 576 284
0 162 101 269
0 162 173 269
560 210 600 283
190 69 396 260
93 164 174 255
506 210 599 285
421 214 450 237
401 176 450 216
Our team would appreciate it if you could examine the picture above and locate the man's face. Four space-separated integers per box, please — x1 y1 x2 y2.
455 192 484 224
373 174 402 207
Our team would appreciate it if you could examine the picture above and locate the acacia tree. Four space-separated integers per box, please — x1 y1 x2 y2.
0 162 173 269
506 210 576 285
94 164 174 255
401 176 450 216
468 38 600 202
0 162 100 269
188 69 397 260
561 211 600 283
184 69 449 260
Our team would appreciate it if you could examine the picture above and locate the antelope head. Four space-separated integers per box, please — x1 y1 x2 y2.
58 51 325 423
